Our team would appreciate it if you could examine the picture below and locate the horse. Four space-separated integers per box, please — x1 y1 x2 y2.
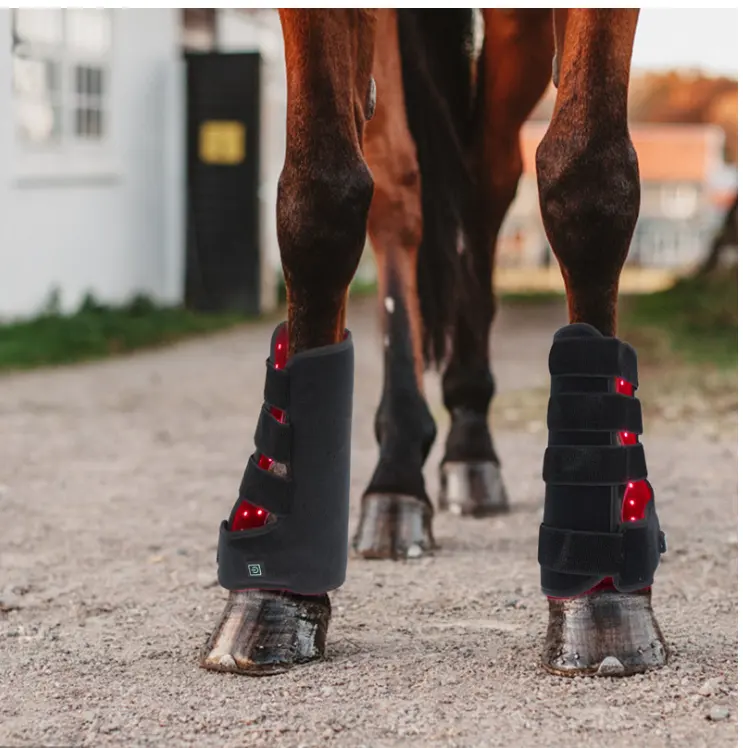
198 9 667 678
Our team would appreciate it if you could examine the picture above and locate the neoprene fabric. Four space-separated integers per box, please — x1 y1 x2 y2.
538 323 666 597
217 323 354 595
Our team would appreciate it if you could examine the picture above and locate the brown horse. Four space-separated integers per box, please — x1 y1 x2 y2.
200 9 667 677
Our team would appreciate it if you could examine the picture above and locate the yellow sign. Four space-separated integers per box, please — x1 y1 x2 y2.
199 120 245 165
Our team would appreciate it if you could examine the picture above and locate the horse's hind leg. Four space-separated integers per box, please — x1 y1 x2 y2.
200 9 377 675
537 9 667 676
353 9 435 559
439 10 553 516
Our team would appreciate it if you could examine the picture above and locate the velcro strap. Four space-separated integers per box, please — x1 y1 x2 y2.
238 453 293 516
264 360 290 411
538 524 623 576
254 405 292 463
547 393 643 434
549 337 638 387
538 521 666 580
543 444 647 485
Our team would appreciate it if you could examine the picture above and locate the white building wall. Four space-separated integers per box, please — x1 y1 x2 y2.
0 9 185 319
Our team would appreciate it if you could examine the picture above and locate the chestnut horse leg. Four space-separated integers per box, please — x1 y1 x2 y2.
353 10 436 559
537 9 667 675
200 9 377 674
439 10 553 516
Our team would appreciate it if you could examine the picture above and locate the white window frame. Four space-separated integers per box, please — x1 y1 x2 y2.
11 8 118 184
660 182 699 221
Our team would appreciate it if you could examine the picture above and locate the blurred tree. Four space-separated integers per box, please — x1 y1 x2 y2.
697 193 737 276
628 72 737 164
530 72 738 164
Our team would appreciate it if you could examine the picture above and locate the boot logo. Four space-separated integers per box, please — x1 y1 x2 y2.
247 563 263 577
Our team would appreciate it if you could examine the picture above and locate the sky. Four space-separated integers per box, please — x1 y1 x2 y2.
632 9 738 76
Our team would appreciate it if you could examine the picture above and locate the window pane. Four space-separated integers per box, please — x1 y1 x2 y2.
75 107 84 137
17 100 61 143
13 57 59 98
74 65 105 98
14 9 63 46
67 9 112 54
90 68 103 97
74 106 104 140
90 109 102 137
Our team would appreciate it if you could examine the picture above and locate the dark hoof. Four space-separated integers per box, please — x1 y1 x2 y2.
438 461 509 517
200 589 330 676
541 588 667 677
352 493 435 560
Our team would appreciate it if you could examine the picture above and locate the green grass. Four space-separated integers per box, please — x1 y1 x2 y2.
0 293 250 372
620 270 738 368
499 289 565 305
2 269 736 373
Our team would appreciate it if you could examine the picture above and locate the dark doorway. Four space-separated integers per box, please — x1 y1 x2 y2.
185 52 261 315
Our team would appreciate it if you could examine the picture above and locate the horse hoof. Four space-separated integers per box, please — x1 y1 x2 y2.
438 461 509 517
199 589 330 676
352 493 435 560
541 588 667 677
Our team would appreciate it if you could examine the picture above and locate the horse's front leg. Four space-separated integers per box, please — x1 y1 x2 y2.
536 9 667 676
200 9 377 675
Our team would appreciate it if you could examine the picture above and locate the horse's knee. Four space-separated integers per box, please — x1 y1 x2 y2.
278 157 374 298
536 126 640 280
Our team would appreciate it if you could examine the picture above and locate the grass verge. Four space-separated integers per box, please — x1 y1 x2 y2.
0 294 250 372
619 269 737 368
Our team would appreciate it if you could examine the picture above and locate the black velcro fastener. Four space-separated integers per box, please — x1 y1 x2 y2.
538 524 623 576
543 443 647 485
264 360 290 411
547 393 643 434
254 405 292 463
238 453 293 516
539 519 666 584
549 337 638 387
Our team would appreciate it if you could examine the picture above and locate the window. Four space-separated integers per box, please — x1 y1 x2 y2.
12 9 112 149
660 183 699 220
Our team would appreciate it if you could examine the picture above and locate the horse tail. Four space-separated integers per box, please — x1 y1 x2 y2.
396 9 478 367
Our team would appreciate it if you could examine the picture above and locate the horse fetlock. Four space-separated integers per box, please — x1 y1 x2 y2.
443 407 497 463
374 388 436 462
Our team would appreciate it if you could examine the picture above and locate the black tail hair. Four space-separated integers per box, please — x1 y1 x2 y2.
396 10 477 366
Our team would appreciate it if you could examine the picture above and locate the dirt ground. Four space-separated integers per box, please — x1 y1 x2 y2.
0 299 737 747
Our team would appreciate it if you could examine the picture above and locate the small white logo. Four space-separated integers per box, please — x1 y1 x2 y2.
247 563 263 577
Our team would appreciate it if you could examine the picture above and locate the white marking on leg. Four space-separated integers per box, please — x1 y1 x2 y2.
384 296 395 314
383 335 390 348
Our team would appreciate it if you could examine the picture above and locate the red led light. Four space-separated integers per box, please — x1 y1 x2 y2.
615 377 634 396
615 377 650 522
231 325 289 532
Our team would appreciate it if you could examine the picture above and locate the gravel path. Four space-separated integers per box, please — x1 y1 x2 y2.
0 299 737 747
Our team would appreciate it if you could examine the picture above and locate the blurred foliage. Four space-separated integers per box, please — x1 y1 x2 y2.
620 269 737 368
0 291 249 371
531 71 738 163
2 270 736 373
